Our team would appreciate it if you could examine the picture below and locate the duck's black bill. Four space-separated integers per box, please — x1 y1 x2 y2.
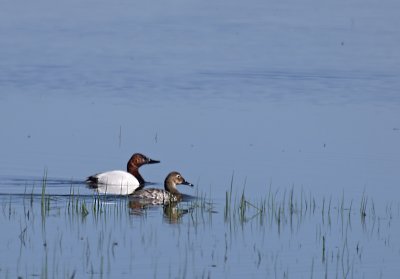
147 158 160 164
182 181 194 187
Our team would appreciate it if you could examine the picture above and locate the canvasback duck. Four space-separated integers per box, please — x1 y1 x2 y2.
86 153 160 195
131 171 193 204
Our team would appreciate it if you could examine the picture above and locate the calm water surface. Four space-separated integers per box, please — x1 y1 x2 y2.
1 0 400 278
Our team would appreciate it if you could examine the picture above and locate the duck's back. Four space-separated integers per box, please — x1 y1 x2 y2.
132 188 178 204
87 170 140 195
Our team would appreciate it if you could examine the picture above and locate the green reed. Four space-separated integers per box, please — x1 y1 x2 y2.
2 169 399 279
221 177 387 239
41 169 50 217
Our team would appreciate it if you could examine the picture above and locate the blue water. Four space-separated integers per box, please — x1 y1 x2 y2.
1 0 400 278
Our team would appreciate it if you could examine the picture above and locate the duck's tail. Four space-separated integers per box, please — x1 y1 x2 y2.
85 175 99 188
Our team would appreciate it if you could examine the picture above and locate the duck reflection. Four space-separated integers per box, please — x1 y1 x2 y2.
163 203 192 224
128 198 193 223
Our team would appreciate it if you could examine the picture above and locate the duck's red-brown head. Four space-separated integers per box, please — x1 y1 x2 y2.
127 153 160 184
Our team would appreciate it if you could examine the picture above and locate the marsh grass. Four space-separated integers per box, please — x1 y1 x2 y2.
221 177 393 242
41 169 50 217
217 176 400 278
1 171 399 279
67 185 91 218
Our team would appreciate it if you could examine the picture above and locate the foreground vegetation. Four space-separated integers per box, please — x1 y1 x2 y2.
0 174 398 279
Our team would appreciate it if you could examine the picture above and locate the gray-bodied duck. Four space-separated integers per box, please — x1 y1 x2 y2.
131 171 193 204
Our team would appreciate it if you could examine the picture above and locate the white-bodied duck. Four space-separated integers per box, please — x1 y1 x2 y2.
86 153 160 195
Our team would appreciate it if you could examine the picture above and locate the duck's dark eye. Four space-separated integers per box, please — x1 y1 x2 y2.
176 175 181 179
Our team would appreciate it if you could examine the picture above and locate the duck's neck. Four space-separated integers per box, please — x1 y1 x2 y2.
164 182 180 196
127 162 145 184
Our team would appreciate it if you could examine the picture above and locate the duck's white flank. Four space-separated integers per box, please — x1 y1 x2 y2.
91 170 140 195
